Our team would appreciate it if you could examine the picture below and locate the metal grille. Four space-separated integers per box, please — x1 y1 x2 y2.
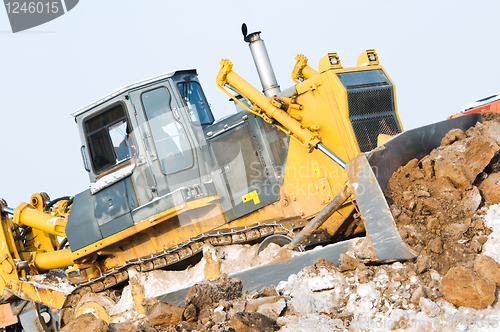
351 115 400 152
348 87 394 117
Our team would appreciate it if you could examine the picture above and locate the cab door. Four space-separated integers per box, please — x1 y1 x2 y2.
129 82 201 199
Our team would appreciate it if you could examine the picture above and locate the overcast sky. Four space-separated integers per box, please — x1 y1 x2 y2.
1 0 499 206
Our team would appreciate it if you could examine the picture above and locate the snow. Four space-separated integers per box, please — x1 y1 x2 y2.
28 274 75 294
482 204 500 264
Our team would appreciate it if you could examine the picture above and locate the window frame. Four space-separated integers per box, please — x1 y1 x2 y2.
177 81 215 126
83 101 133 175
140 86 194 175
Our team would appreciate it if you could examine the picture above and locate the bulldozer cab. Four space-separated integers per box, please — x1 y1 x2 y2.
67 70 220 250
68 69 284 250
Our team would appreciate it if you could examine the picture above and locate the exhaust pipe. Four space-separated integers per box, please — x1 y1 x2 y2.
242 23 281 98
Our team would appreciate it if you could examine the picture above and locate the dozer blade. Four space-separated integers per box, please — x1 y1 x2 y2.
348 113 482 262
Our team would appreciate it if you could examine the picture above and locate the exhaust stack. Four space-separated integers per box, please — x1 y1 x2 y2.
242 23 281 98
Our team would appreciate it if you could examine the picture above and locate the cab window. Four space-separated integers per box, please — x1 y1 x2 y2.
141 87 193 174
177 81 214 126
84 103 131 174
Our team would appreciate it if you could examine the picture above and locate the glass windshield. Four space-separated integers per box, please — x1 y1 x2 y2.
178 81 214 126
141 87 193 174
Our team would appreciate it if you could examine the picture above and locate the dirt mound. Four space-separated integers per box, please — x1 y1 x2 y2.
385 118 500 275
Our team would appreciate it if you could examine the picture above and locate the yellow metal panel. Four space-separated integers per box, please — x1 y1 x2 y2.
6 280 68 309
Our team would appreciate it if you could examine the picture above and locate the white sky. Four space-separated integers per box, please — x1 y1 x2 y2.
1 0 499 206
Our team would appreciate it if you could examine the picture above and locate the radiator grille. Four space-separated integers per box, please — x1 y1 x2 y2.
348 87 394 117
351 115 400 152
337 70 401 152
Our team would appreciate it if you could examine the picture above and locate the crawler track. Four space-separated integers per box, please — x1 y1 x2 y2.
60 223 291 324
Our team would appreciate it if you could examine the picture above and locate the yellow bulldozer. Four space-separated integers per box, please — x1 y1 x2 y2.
0 24 482 331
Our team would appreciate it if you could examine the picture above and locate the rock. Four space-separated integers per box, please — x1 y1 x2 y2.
109 322 140 332
338 254 360 272
428 238 444 254
355 263 373 283
433 158 472 189
146 301 184 327
461 135 500 181
183 303 197 322
61 313 108 332
422 198 441 214
416 255 432 274
439 267 496 309
185 274 243 310
397 212 412 225
474 255 500 286
444 223 468 237
245 296 284 312
211 309 227 324
174 321 200 331
140 322 162 332
470 238 483 253
198 307 211 325
419 298 441 317
228 300 246 318
421 155 435 178
258 285 279 298
246 297 286 321
411 285 427 305
403 191 414 200
257 298 286 321
417 190 431 197
462 186 482 212
391 205 402 218
440 128 466 146
482 110 500 123
426 217 440 230
479 172 500 205
229 312 274 332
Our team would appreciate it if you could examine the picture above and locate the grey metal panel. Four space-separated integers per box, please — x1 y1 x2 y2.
94 180 131 226
208 115 280 221
99 213 134 238
66 189 102 251
125 177 139 211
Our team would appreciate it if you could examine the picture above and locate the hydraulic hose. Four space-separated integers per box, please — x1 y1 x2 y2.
43 196 71 213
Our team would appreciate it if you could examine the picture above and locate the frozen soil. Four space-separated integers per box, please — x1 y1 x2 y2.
63 115 500 331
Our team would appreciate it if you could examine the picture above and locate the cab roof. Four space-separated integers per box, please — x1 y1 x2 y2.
72 69 197 117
